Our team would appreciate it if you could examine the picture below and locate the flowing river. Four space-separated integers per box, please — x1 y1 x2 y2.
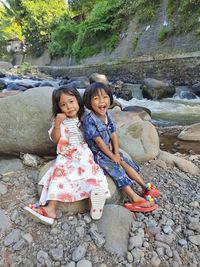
116 85 200 126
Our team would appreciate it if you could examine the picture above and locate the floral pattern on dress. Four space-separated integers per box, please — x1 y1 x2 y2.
39 117 110 205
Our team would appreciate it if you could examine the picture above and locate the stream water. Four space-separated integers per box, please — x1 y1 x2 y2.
117 84 200 126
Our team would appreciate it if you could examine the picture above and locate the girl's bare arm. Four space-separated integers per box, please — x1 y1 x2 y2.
110 132 120 155
94 136 120 164
51 113 66 143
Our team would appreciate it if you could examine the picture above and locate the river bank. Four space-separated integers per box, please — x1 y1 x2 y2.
157 126 200 155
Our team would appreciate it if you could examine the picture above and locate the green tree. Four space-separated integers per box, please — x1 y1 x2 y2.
20 0 68 56
68 0 99 20
0 0 24 40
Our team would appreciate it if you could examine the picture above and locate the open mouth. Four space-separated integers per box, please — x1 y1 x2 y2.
98 106 107 113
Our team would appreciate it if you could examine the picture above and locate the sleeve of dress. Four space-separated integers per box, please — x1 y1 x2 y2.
48 121 54 142
108 112 117 133
83 115 101 141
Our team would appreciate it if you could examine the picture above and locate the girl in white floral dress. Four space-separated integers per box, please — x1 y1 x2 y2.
24 86 110 225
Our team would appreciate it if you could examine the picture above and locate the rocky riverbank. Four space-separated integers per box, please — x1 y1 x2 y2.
0 147 199 267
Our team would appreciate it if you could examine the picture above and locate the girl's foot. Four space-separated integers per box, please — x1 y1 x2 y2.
31 205 57 219
24 206 55 225
133 195 155 207
142 183 160 198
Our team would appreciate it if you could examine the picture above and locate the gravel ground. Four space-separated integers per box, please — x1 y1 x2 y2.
0 148 199 267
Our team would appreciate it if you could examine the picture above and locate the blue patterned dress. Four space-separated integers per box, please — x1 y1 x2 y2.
83 111 140 189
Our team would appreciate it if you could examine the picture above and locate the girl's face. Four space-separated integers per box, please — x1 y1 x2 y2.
59 93 79 118
91 89 110 118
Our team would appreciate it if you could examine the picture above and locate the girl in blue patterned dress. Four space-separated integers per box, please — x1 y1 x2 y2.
83 82 160 212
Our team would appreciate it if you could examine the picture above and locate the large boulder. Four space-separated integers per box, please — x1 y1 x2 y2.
110 110 159 162
158 150 200 175
141 78 175 100
177 123 200 141
0 87 55 156
0 61 13 71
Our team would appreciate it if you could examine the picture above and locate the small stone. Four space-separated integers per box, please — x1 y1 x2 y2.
71 245 86 262
4 229 21 246
66 262 76 267
189 201 199 208
77 259 92 267
22 233 33 243
188 235 200 246
151 255 161 267
126 251 133 263
178 239 187 246
13 239 26 251
0 183 7 194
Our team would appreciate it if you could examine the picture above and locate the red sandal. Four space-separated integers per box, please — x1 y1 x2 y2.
124 199 158 212
142 183 160 199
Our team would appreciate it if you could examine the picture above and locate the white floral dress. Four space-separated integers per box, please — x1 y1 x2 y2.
39 117 110 205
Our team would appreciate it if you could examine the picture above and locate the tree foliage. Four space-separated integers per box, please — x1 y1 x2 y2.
20 0 68 56
0 0 23 40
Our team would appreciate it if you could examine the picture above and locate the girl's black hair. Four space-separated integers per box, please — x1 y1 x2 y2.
52 85 85 122
83 82 113 110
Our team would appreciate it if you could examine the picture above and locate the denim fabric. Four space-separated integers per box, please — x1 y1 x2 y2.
83 111 140 189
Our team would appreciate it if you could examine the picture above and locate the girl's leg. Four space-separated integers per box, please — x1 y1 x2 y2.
33 200 58 219
122 186 155 207
120 160 146 188
120 160 160 198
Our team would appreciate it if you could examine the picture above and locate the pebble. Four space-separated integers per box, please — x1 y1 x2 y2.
71 245 87 262
77 259 92 267
151 255 161 267
0 183 7 194
188 235 200 246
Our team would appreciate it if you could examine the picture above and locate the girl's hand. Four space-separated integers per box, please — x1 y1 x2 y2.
112 153 121 164
54 113 66 128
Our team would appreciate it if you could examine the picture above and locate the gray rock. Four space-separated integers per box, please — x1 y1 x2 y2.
89 228 105 248
71 245 86 262
77 259 93 267
13 239 26 251
97 205 134 256
178 239 187 246
66 262 76 267
128 236 143 250
150 255 161 267
37 250 49 262
0 158 23 174
4 229 21 246
178 123 200 141
188 235 200 245
0 183 7 194
22 233 33 243
0 87 55 156
50 244 64 261
0 209 11 232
